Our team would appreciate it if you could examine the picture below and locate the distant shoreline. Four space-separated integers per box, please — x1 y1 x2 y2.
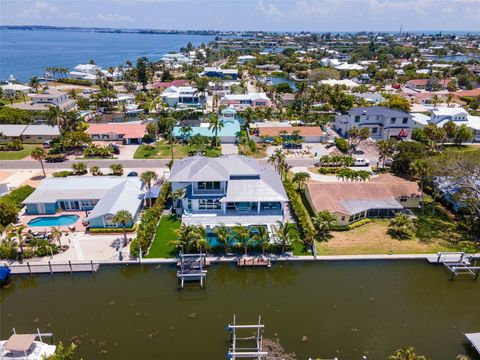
2 25 479 36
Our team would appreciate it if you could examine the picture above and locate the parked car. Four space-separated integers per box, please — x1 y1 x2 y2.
127 171 138 177
282 142 302 150
82 89 93 94
42 140 52 149
325 140 335 149
353 157 370 167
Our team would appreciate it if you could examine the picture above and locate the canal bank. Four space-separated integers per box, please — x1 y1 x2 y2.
1 261 479 360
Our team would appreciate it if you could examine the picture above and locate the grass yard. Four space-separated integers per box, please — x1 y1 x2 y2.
0 144 38 160
316 221 451 255
144 215 181 258
134 140 221 159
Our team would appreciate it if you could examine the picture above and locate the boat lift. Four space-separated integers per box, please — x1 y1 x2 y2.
430 252 480 280
176 252 207 289
227 315 268 359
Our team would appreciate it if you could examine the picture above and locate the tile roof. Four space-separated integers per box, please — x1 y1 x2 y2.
86 123 147 139
306 174 421 215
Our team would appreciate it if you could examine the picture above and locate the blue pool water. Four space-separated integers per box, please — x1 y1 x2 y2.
28 215 80 227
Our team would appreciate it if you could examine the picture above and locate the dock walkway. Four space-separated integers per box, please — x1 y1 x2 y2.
9 261 99 274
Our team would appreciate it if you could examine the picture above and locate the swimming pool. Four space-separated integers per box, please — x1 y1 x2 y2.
28 215 80 227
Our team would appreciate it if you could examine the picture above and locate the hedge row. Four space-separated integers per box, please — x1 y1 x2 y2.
57 78 92 86
89 226 136 234
0 185 35 226
331 218 373 231
283 179 316 244
130 182 170 258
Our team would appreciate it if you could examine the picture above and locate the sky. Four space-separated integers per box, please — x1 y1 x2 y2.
1 0 480 32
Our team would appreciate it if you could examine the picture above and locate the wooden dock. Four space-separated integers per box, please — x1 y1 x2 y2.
237 257 271 268
465 333 480 355
9 261 100 275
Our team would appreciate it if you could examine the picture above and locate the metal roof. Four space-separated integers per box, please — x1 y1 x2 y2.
5 334 36 352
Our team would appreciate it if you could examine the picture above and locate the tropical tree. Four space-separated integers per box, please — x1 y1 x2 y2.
292 171 311 191
110 163 124 176
273 221 296 253
453 124 474 146
194 77 209 113
140 171 158 208
31 147 47 177
171 224 197 253
388 347 428 360
189 134 209 154
171 188 186 210
193 225 208 253
252 225 269 254
208 113 224 146
112 210 133 246
179 126 193 143
442 121 457 143
411 159 432 212
50 227 64 248
376 138 397 168
90 166 101 176
213 224 230 254
242 107 255 130
45 342 77 360
29 77 40 93
295 81 309 110
233 224 251 255
388 213 416 240
312 211 336 241
71 162 87 175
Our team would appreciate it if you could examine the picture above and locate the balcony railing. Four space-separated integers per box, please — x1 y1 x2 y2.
192 188 225 195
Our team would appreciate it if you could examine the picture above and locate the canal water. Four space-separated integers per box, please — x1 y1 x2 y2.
1 261 479 359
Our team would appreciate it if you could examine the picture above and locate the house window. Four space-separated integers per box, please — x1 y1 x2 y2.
399 198 407 203
402 117 408 124
371 128 378 134
101 134 109 139
341 216 345 221
354 115 360 122
390 117 396 124
104 215 117 228
197 182 221 190
198 199 221 210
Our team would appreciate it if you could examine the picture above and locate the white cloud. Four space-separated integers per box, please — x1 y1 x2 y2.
21 1 59 18
256 0 285 20
97 13 134 23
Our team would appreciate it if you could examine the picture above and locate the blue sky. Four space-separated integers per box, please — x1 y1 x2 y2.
1 0 480 32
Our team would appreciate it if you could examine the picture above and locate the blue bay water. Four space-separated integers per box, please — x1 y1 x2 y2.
0 29 215 82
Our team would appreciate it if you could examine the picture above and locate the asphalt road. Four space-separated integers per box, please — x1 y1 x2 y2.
0 158 318 170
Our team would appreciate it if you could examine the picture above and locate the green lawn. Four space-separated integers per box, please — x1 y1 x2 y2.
145 215 181 258
134 140 222 159
0 144 38 160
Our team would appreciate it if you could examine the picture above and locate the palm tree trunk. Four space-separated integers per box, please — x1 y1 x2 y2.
244 243 247 255
420 176 424 213
40 160 46 177
123 225 128 246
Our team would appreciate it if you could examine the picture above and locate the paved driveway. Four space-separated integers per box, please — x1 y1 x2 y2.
117 144 140 160
221 143 239 155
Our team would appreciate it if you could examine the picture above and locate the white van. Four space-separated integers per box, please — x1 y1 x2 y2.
354 157 370 167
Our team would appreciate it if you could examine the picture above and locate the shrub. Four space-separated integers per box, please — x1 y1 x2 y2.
142 134 156 143
0 140 24 151
0 185 35 226
0 240 18 259
31 239 58 257
57 78 92 86
130 182 171 258
332 218 373 231
334 137 348 153
89 227 136 234
83 145 112 158
53 170 73 177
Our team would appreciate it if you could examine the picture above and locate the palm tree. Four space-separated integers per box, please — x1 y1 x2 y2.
194 77 209 114
213 224 230 254
7 224 27 255
171 224 197 252
31 147 47 177
273 221 296 254
388 347 428 360
312 211 336 241
29 77 40 93
377 138 397 168
110 163 124 176
388 213 416 240
179 126 192 143
208 113 224 147
112 210 133 246
140 171 158 208
242 107 255 130
193 225 208 254
50 227 63 248
252 225 269 254
171 188 186 212
233 224 251 255
292 171 311 191
90 166 101 176
411 159 431 212
295 81 309 110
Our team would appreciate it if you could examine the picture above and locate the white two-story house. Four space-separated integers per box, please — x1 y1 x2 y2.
161 86 204 109
169 155 288 226
335 106 414 140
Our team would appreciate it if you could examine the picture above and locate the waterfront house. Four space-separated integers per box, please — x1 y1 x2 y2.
237 55 256 64
0 124 60 143
406 79 451 91
220 93 271 110
305 174 421 226
10 89 76 112
319 79 359 89
169 155 288 226
0 83 31 97
160 53 192 66
279 93 295 107
200 67 239 80
161 86 204 109
334 106 414 140
153 79 189 90
23 176 144 228
86 123 148 144
411 107 480 142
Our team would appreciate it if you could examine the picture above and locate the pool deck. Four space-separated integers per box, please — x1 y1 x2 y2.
19 211 88 233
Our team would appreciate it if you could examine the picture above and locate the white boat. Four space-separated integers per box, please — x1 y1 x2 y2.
0 333 56 359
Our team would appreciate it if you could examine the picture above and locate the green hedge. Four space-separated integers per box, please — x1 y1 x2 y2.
53 170 73 177
332 218 373 231
283 179 316 244
57 78 92 86
334 137 348 153
89 226 136 234
130 182 170 258
0 185 35 226
315 167 343 174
